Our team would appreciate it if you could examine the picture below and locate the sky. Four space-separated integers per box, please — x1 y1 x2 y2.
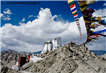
0 1 106 52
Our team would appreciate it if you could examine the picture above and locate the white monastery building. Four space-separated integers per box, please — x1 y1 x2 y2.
41 37 62 53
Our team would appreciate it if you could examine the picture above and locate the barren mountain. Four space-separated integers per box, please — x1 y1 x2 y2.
101 54 106 59
24 43 106 73
0 49 31 73
1 43 106 73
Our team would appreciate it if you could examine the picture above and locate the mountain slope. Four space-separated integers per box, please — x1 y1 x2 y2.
101 54 106 59
1 49 30 73
24 43 106 73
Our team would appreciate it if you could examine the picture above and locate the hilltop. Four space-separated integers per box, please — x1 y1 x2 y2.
1 42 106 73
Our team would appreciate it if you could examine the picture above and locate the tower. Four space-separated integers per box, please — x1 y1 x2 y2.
41 41 53 53
41 37 62 53
52 37 62 50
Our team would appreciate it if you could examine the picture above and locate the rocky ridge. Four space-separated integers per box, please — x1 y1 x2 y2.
24 43 106 73
1 43 106 73
0 49 31 73
101 54 106 59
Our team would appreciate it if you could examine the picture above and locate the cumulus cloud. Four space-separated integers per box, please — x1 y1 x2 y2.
3 8 13 15
86 42 105 51
86 25 106 51
93 8 106 17
1 8 13 21
92 8 106 50
96 0 99 2
2 15 11 20
19 18 26 25
0 13 3 18
1 8 105 52
1 8 86 52
19 22 25 25
93 8 106 22
103 3 106 6
28 15 36 18
21 18 25 22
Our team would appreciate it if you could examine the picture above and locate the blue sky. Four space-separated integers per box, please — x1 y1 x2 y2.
1 1 83 26
0 1 106 52
1 1 105 26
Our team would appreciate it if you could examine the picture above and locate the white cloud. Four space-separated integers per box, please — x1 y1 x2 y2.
86 43 105 51
1 8 13 21
29 15 33 18
103 3 106 6
93 8 106 22
96 0 99 2
19 22 25 25
3 8 13 15
1 8 105 52
93 25 106 32
19 18 26 25
93 8 106 17
0 13 3 18
3 17 11 20
89 8 106 51
28 15 36 18
2 15 11 20
21 18 25 22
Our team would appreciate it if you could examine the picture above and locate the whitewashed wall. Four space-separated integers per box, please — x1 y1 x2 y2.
41 43 48 53
52 37 62 50
42 37 62 53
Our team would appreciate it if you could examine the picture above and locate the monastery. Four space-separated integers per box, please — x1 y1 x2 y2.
41 37 62 53
12 37 62 70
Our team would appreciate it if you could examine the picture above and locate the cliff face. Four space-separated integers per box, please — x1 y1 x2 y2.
24 43 106 73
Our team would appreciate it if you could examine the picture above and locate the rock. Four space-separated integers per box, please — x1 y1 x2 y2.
1 49 31 73
95 65 101 72
1 43 106 73
1 66 9 73
22 62 33 70
101 54 106 59
24 44 106 73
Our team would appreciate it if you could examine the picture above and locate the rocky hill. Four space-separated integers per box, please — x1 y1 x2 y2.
101 54 106 59
1 43 106 73
24 43 106 73
0 49 31 73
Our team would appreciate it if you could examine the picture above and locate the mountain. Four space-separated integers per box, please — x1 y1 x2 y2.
1 43 106 73
101 54 106 59
0 49 30 73
24 43 106 73
91 50 106 55
1 49 19 54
